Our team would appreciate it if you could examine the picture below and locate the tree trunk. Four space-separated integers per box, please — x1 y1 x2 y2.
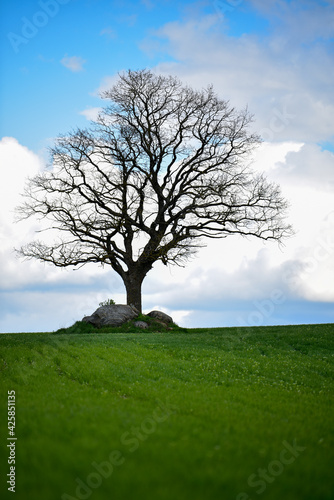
123 271 144 313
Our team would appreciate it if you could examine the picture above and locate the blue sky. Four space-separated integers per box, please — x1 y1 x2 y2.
1 0 334 332
0 0 271 152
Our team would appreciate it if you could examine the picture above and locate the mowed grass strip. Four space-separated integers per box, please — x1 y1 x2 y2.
0 324 333 500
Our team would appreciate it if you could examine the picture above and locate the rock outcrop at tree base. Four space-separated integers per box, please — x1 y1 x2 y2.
147 310 173 325
82 305 174 329
133 321 149 329
82 304 138 328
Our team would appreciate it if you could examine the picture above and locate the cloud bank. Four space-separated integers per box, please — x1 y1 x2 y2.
1 0 334 332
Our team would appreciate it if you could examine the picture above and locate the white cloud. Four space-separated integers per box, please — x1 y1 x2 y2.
61 55 86 72
95 74 123 96
139 7 334 144
0 138 44 288
249 0 334 43
79 107 102 121
0 138 127 332
140 140 334 323
250 141 303 174
275 144 334 191
286 211 334 303
0 139 119 288
0 137 43 211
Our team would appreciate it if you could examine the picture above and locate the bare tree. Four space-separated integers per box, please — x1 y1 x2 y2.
17 69 292 313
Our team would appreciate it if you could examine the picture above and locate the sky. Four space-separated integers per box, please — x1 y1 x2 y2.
0 0 334 333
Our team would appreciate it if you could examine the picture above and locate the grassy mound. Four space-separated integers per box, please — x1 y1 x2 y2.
54 313 187 334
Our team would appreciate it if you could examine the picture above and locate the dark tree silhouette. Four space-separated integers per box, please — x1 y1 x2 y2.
17 69 292 312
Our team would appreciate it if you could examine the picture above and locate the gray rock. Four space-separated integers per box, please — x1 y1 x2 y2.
82 304 138 328
147 310 173 325
133 321 149 329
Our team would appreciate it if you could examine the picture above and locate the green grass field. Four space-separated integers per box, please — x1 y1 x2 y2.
0 324 333 500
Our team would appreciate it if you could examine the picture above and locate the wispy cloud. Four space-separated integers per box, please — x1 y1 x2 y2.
141 5 334 145
120 14 137 27
95 74 123 95
61 55 86 72
79 107 102 121
100 27 117 39
141 0 154 9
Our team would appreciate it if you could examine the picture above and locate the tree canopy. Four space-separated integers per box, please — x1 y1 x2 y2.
17 69 292 312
